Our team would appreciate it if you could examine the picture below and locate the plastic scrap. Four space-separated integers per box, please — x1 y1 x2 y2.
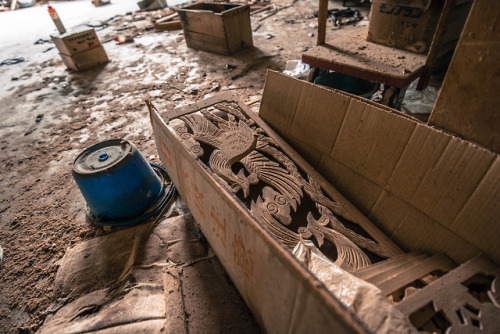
0 58 25 66
283 60 312 81
293 240 418 334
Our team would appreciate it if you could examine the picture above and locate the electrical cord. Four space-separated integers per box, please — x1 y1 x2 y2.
87 163 176 228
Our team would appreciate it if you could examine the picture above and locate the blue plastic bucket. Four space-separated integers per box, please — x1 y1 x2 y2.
314 72 379 99
72 139 163 221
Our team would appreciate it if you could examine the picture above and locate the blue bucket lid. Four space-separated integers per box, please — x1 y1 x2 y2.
73 139 132 175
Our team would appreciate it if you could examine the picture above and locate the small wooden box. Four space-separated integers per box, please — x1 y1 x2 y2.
51 29 100 56
60 45 109 72
178 3 253 55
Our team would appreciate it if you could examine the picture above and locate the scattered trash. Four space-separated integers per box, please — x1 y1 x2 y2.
231 55 274 80
313 8 363 27
35 114 44 123
265 33 275 40
250 4 273 16
84 22 110 31
0 58 25 66
308 33 315 37
0 244 3 266
34 38 53 45
283 60 312 81
114 35 134 44
258 4 293 22
225 64 236 70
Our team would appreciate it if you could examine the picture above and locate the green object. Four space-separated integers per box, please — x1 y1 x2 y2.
314 72 379 99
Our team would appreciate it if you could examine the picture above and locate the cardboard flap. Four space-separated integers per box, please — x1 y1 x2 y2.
260 71 499 265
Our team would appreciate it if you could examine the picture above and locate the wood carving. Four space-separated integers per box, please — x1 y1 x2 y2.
169 100 399 271
396 255 500 333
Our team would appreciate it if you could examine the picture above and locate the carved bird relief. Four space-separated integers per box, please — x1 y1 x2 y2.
175 103 391 271
180 113 259 197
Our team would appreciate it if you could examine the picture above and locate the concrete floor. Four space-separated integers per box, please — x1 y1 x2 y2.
0 0 323 331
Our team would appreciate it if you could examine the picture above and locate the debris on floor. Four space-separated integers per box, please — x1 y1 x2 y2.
39 208 260 333
114 34 134 44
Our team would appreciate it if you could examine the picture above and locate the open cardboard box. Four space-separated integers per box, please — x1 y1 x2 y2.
149 71 499 333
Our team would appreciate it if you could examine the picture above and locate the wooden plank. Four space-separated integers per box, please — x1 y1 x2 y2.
154 20 182 32
353 252 423 280
428 0 500 154
363 253 430 286
302 26 426 88
416 0 457 90
156 12 178 24
376 254 455 296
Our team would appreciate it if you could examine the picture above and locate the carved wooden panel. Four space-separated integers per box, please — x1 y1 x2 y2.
149 95 403 272
396 255 500 333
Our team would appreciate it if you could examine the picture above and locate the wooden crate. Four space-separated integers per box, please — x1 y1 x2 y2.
51 29 101 56
60 45 109 72
178 3 253 55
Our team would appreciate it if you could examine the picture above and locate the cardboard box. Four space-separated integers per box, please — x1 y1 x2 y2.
149 99 371 334
367 0 444 53
367 0 472 54
178 3 253 55
259 71 499 266
51 29 101 56
60 45 109 72
150 71 500 333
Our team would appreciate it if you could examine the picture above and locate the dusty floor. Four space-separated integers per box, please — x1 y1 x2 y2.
0 0 365 332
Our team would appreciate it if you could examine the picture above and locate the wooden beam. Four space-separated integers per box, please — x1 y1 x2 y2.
416 0 457 90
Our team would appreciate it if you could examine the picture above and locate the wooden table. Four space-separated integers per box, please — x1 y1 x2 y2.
302 25 427 108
